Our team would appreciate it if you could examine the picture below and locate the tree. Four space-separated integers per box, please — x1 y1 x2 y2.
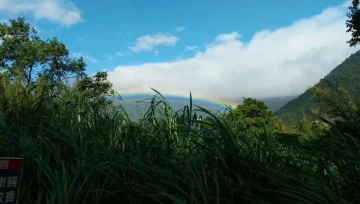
75 71 114 105
225 98 273 134
310 81 360 137
0 18 86 92
236 98 273 119
0 18 86 125
272 116 284 132
298 117 311 134
346 0 360 46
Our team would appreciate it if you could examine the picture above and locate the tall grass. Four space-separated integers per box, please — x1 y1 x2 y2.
0 89 359 203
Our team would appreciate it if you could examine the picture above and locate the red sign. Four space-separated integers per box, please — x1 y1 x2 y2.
0 158 23 204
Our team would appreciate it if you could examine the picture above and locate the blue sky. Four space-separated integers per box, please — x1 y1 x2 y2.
0 0 358 100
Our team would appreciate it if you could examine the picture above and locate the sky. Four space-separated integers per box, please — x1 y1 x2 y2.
0 0 359 102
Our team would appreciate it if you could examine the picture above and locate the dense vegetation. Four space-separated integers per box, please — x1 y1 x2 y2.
1 17 360 204
276 50 360 123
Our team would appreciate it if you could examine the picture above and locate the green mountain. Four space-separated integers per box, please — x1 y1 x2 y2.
276 50 360 123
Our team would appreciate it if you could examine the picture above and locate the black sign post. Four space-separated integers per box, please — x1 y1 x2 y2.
0 158 23 204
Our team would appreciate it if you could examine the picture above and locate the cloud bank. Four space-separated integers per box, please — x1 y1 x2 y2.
0 0 82 26
107 1 358 100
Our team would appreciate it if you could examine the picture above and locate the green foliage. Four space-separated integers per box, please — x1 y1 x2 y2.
276 50 360 123
224 98 273 134
298 117 311 134
0 18 86 87
310 81 360 137
271 116 284 132
346 0 360 47
310 120 326 136
0 18 86 126
75 71 115 105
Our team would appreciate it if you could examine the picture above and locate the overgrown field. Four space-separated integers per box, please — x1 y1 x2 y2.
0 90 359 204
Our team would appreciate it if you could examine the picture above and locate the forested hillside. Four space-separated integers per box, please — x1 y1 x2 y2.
276 50 360 122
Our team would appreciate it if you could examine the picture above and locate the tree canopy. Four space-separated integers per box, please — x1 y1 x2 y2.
346 0 360 46
0 18 86 89
0 18 115 126
224 98 273 134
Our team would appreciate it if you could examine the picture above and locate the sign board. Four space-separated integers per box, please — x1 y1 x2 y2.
0 158 23 204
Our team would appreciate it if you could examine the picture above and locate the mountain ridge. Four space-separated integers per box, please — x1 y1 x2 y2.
275 50 360 122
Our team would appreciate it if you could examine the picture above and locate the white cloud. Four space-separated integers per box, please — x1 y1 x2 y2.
72 52 99 64
107 1 358 101
0 0 82 26
175 27 185 32
154 50 160 56
129 33 178 53
116 52 125 57
185 45 198 51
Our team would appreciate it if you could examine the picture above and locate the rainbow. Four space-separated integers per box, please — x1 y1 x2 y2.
115 87 239 109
